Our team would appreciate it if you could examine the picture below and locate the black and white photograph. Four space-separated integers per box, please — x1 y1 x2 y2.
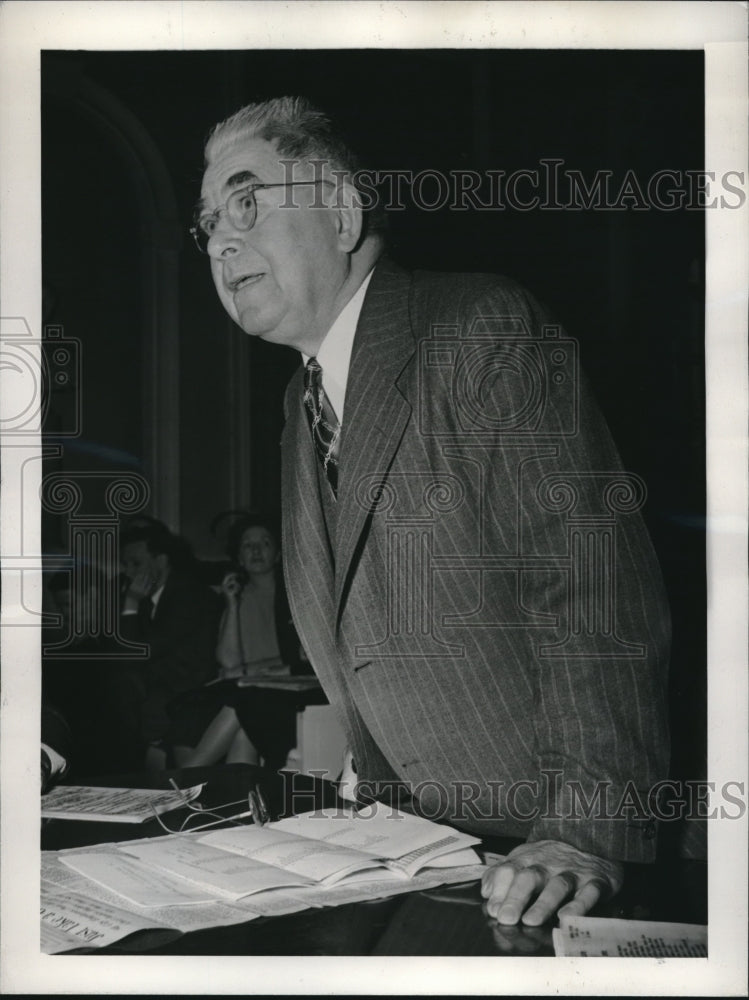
0 2 746 994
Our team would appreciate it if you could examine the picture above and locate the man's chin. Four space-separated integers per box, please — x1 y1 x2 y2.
239 322 279 343
234 311 269 339
237 313 296 349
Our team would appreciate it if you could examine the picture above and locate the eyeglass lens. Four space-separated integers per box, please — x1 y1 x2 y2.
193 187 258 252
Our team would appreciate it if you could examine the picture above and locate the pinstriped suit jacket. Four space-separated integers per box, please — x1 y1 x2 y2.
282 257 670 862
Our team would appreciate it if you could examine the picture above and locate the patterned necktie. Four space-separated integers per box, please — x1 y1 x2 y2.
303 357 341 495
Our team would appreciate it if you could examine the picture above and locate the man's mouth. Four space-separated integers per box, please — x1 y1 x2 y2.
229 273 264 292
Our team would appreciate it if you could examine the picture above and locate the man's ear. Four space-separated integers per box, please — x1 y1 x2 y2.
331 179 364 252
154 552 170 578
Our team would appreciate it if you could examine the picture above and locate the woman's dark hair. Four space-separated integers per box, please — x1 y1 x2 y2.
225 513 281 565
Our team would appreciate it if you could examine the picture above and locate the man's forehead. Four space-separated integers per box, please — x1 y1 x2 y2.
200 136 281 198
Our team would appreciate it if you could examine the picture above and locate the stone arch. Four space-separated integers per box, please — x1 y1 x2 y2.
43 57 181 529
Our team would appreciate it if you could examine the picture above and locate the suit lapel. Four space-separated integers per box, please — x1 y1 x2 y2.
334 259 416 621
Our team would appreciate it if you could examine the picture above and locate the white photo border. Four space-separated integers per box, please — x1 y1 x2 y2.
1 1 746 995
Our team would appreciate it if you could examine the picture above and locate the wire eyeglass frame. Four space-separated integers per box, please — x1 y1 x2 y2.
190 180 328 253
148 779 270 834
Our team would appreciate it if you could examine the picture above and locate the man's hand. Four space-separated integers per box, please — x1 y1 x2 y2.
480 839 623 926
120 569 158 613
126 569 158 602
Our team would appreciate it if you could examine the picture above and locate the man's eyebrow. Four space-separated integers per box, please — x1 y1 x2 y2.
195 170 262 215
225 169 262 191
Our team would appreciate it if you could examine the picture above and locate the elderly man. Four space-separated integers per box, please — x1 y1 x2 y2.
194 96 670 925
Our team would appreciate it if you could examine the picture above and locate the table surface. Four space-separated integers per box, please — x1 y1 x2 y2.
41 764 707 957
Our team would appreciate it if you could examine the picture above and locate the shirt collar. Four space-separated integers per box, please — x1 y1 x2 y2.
150 583 166 614
302 268 374 423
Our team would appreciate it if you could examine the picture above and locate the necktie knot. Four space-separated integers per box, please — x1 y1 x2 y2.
303 356 321 387
303 358 340 495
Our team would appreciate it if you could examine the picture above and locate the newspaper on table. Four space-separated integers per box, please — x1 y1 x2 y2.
42 856 486 954
41 783 205 823
552 913 708 957
42 803 486 953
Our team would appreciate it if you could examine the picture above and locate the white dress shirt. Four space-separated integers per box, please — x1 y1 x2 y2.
41 743 68 777
122 580 165 617
303 268 374 423
149 583 166 617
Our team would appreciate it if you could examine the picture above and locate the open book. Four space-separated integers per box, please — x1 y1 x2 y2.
42 850 486 954
59 803 481 906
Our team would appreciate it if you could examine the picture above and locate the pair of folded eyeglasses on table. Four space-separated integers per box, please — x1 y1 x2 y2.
149 779 270 834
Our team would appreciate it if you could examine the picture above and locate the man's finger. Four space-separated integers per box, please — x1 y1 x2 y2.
480 861 518 902
557 876 608 919
521 871 577 926
490 922 548 955
488 866 546 924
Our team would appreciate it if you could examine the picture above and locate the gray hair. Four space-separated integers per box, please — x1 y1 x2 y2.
205 96 386 235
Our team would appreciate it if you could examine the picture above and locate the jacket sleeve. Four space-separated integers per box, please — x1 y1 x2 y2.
413 271 671 861
492 279 671 861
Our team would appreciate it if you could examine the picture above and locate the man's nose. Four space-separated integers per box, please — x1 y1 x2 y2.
207 215 250 259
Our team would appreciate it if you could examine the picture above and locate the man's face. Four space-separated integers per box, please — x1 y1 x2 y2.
200 135 350 354
121 541 167 594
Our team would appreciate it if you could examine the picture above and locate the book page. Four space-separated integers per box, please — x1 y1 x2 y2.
118 836 315 898
272 803 481 863
60 850 221 906
203 806 481 881
235 676 322 690
200 824 385 884
418 847 484 869
292 863 487 909
384 835 480 878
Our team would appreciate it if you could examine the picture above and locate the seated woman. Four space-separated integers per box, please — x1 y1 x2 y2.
172 514 317 771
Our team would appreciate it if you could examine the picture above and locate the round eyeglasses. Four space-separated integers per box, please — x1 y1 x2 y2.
190 180 327 254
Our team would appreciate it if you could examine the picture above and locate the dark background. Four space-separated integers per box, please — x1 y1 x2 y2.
41 49 706 797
